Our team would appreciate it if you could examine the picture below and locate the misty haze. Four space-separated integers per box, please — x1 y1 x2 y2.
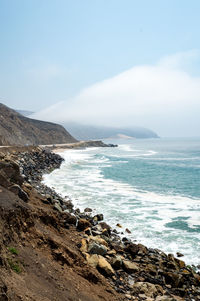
0 1 200 300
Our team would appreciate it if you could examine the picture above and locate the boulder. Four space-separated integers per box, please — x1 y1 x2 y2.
93 214 104 222
0 160 23 186
86 254 115 277
124 243 139 257
111 255 122 270
54 202 63 213
145 263 158 276
64 213 77 225
110 242 124 253
88 242 107 256
164 272 184 288
77 219 91 231
99 222 111 232
132 282 163 298
89 236 108 247
123 260 139 273
80 239 88 253
138 243 148 255
175 258 185 269
86 254 99 268
97 255 115 276
64 200 74 210
84 207 92 213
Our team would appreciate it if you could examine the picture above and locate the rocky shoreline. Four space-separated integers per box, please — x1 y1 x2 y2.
42 140 118 152
0 147 200 300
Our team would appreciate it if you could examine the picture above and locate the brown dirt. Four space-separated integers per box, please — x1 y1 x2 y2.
0 103 77 146
0 184 123 301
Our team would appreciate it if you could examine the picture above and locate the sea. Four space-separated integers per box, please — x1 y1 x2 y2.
43 137 200 268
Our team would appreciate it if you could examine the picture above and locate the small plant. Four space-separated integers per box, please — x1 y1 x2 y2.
8 247 18 255
8 259 21 274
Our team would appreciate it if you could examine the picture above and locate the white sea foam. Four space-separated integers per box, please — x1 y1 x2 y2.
118 144 137 152
43 145 200 267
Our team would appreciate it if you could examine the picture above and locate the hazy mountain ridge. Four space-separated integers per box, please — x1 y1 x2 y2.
16 109 34 117
62 122 159 140
0 104 77 146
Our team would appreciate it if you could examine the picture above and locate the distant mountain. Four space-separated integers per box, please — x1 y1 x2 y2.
62 122 159 140
16 110 34 117
0 104 77 146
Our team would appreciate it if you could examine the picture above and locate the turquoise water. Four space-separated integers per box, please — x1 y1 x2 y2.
43 138 200 267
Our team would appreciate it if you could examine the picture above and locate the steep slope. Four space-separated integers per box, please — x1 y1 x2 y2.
0 104 77 146
0 149 122 301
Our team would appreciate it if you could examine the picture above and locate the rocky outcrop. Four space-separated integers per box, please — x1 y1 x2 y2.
0 147 200 301
0 103 77 146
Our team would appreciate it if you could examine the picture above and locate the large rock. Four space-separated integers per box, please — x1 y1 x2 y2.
86 254 114 277
54 202 63 213
86 254 99 268
124 243 139 257
97 255 115 276
88 242 107 256
164 272 184 288
80 239 88 253
0 160 23 187
77 219 91 231
93 214 104 222
132 282 163 298
123 260 139 273
89 236 108 247
64 212 77 225
111 256 122 270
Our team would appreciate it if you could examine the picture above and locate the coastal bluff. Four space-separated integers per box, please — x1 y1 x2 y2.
0 146 199 300
0 103 77 146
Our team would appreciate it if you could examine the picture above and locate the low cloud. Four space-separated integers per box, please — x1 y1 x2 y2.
32 50 200 137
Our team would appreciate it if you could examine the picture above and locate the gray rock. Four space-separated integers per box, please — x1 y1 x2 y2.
84 207 93 212
88 242 107 256
111 256 122 270
54 202 63 213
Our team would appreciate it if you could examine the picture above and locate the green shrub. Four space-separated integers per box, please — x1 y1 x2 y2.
8 247 18 255
8 259 21 273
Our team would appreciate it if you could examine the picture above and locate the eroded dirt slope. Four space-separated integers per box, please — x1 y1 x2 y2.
0 184 122 301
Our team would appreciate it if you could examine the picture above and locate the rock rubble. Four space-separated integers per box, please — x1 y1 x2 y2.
0 147 200 300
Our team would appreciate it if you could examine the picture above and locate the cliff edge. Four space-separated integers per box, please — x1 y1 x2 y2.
0 104 77 146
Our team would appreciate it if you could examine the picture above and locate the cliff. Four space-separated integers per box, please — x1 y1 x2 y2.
0 104 77 146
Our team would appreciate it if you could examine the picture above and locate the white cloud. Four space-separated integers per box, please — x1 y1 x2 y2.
32 51 200 136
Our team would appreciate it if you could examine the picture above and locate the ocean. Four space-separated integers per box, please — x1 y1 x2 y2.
43 137 200 268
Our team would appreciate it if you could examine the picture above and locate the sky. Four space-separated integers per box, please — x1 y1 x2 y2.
1 0 200 137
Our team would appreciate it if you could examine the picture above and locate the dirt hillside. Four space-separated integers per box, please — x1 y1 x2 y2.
0 103 77 146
